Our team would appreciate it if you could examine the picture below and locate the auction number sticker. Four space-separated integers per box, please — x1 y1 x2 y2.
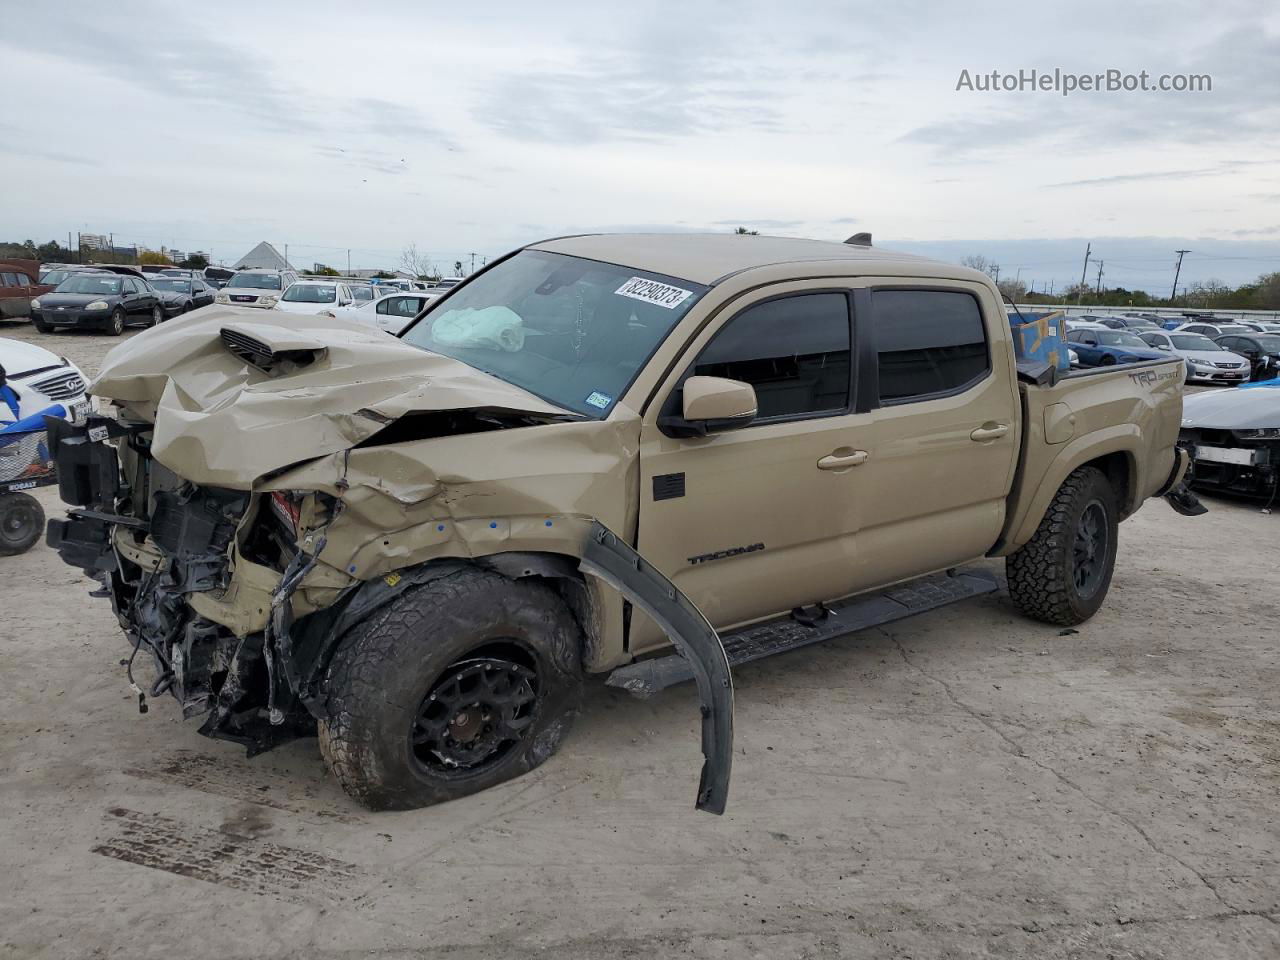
615 276 693 309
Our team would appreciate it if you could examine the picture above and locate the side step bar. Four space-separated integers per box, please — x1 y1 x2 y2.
607 568 1000 699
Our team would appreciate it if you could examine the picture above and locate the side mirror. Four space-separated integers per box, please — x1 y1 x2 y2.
662 376 757 437
1158 343 1172 350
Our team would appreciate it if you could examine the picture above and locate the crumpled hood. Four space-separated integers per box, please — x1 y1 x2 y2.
1182 383 1280 430
91 307 572 488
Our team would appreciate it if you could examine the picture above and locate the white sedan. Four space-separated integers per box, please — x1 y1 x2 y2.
0 337 90 423
319 291 438 334
1139 330 1251 384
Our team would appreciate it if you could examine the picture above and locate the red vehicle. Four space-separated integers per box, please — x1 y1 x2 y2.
0 260 53 321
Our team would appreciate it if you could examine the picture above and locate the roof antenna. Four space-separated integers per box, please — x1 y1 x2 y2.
844 232 872 247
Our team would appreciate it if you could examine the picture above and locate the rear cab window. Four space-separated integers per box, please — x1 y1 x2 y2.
871 289 989 403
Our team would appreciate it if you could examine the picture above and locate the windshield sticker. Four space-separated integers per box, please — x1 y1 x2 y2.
585 391 613 410
615 277 693 309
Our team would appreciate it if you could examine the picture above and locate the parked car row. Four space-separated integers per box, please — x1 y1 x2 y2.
1062 315 1279 384
203 268 443 334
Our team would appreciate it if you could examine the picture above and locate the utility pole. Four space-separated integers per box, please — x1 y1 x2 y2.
468 252 477 273
1095 259 1105 297
67 232 73 261
1077 242 1091 303
1171 249 1190 303
284 243 289 269
347 249 351 274
992 264 1001 284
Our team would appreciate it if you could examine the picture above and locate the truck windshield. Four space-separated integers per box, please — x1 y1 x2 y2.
227 273 282 290
400 250 707 417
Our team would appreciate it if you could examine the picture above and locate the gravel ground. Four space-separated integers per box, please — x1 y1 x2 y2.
2 320 1277 960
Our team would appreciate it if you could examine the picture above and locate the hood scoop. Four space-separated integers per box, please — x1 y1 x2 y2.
220 322 327 373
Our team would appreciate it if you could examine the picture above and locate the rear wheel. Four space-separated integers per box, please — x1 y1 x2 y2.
150 305 163 326
318 567 583 810
0 493 45 556
1006 465 1119 626
104 308 125 336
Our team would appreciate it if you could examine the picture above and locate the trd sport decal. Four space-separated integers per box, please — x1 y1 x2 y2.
688 542 765 565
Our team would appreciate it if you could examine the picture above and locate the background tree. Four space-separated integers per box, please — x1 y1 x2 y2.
180 253 210 269
996 278 1027 301
1257 272 1280 310
960 254 995 276
400 243 435 279
138 250 173 266
733 226 760 235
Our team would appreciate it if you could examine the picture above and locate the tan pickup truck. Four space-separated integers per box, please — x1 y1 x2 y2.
46 234 1202 814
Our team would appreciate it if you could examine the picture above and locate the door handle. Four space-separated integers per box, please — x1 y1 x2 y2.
817 449 868 470
970 423 1009 441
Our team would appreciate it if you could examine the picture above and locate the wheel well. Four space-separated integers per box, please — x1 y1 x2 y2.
1086 451 1134 516
474 552 600 666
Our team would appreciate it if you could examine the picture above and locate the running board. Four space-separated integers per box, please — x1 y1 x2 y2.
606 568 1000 699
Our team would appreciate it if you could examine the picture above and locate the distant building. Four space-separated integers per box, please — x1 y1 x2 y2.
233 242 294 271
169 249 186 264
80 233 108 250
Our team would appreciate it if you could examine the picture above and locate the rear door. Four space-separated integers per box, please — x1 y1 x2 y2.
844 283 1020 589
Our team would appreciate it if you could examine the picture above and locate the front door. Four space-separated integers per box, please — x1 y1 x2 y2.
632 286 870 652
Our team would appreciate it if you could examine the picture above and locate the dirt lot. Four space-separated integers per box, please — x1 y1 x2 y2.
2 322 1278 959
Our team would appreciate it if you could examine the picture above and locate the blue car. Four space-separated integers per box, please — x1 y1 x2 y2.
1065 328 1174 367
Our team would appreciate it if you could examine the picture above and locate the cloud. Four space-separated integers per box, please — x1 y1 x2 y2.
1046 167 1221 188
476 40 785 144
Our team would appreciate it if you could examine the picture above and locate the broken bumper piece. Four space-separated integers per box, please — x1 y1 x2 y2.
579 521 734 815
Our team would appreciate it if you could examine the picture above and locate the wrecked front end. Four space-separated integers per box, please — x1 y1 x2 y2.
44 309 734 810
46 413 346 751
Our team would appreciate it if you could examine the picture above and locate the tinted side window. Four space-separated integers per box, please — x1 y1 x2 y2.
692 292 850 420
872 290 989 402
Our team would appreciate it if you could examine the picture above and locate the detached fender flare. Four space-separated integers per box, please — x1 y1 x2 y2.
579 521 734 815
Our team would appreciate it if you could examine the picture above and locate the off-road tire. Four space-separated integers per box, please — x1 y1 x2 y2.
0 492 45 556
1006 465 1119 626
104 308 125 336
318 567 583 810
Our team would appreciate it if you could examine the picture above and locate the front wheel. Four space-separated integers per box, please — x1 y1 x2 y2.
0 492 45 556
104 308 125 336
318 567 583 810
1100 354 1117 366
33 319 53 333
1005 465 1119 626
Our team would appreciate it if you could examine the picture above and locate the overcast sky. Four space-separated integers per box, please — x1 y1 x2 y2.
2 0 1278 292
